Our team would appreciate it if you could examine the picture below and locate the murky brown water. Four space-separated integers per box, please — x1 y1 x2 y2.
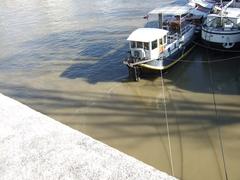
0 0 240 179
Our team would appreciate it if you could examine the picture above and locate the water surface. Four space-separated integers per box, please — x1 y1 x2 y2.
0 0 240 179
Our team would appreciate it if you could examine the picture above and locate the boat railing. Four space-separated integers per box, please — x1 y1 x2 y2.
163 25 169 31
203 24 240 31
167 33 178 44
123 56 154 67
181 24 191 35
223 0 240 8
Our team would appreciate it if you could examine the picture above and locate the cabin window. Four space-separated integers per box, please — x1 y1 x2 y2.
131 41 136 48
144 42 149 50
137 42 143 48
159 38 163 46
164 35 167 44
209 17 221 28
152 40 157 50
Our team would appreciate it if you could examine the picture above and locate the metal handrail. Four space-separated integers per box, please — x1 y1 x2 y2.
123 58 155 67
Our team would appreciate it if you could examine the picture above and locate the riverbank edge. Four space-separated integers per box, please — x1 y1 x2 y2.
0 93 177 180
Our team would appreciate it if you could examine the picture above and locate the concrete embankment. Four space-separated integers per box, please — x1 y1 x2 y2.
0 93 176 180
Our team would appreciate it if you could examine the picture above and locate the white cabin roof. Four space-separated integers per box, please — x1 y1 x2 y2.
149 5 193 15
190 8 209 17
191 0 214 9
225 8 240 18
127 28 168 42
208 8 240 19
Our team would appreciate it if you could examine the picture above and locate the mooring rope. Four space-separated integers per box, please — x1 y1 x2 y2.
161 54 240 64
160 69 174 176
206 47 229 180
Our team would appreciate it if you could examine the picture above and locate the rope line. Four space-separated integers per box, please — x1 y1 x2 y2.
160 53 240 64
160 69 174 176
206 46 229 180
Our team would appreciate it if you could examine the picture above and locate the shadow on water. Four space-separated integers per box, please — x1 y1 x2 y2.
18 29 131 83
57 29 240 94
0 28 130 71
0 0 239 178
1 26 239 94
51 21 239 94
60 43 129 83
164 46 240 95
0 81 239 141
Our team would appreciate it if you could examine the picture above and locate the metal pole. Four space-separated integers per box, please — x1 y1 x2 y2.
159 13 163 29
179 15 181 35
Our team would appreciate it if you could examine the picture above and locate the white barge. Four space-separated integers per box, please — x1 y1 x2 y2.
201 0 240 48
123 5 196 80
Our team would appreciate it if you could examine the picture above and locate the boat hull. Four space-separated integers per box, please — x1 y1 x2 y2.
139 40 195 71
201 38 240 50
201 27 240 49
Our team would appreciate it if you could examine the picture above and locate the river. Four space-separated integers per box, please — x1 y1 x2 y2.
0 0 240 179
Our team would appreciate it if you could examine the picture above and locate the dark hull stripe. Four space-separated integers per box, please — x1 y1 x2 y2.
201 39 240 49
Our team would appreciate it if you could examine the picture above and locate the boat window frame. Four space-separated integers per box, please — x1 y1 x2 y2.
223 17 236 28
206 16 221 28
131 41 136 48
144 42 149 50
164 35 167 44
137 41 143 48
213 17 222 28
151 40 158 50
159 38 163 46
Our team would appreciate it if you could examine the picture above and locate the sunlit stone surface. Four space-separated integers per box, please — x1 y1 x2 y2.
0 93 176 180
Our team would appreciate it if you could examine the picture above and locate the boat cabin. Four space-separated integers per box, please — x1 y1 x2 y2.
149 5 193 34
123 3 196 76
204 9 240 30
127 28 168 60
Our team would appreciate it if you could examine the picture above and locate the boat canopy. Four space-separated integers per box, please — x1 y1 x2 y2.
190 0 215 9
149 5 193 16
225 8 240 19
190 8 210 17
127 28 168 43
208 8 240 19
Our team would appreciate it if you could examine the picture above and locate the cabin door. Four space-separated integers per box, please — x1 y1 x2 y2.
143 42 151 59
151 40 159 60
